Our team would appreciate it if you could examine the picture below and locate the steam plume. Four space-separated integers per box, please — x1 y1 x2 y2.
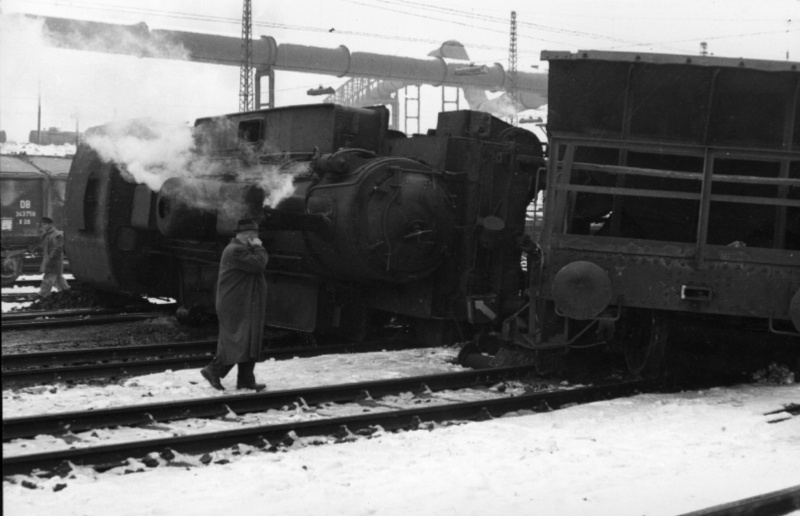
85 118 304 209
85 119 207 192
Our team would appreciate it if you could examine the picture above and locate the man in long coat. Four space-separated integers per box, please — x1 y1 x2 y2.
38 216 70 297
201 219 269 391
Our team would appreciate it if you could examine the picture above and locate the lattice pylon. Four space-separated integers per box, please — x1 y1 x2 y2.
239 0 254 112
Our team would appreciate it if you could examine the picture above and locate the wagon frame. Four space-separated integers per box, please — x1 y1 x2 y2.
517 51 800 375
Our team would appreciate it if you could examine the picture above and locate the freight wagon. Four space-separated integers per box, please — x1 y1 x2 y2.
489 50 799 375
1 155 71 286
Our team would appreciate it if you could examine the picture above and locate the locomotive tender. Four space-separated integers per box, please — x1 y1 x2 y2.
64 50 799 376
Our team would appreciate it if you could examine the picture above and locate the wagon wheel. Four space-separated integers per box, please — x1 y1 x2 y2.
1 255 24 288
622 310 669 378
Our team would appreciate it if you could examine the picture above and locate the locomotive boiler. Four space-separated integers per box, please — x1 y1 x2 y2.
64 104 545 346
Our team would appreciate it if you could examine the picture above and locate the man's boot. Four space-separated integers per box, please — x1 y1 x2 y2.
236 361 266 391
201 357 231 391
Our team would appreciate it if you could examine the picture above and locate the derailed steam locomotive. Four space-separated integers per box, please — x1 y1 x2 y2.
64 50 800 376
65 103 544 348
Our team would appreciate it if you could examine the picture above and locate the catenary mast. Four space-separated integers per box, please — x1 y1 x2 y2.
239 0 254 112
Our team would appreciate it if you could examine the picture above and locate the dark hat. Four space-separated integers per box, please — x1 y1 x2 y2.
235 219 259 232
40 216 54 224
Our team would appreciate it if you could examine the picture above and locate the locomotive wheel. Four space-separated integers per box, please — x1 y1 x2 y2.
1 255 24 288
622 310 669 378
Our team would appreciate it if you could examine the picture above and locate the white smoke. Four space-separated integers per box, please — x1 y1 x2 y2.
259 167 300 209
0 12 234 144
85 119 210 192
85 117 305 210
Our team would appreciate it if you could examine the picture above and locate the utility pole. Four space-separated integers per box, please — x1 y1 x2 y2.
239 0 253 112
37 78 42 144
507 11 518 126
787 18 791 61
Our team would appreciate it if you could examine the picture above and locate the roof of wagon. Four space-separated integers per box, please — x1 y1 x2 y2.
541 50 799 73
1 155 72 177
0 155 42 175
28 156 72 176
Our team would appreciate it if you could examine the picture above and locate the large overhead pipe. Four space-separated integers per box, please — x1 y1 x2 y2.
326 42 547 116
33 16 547 110
259 37 547 109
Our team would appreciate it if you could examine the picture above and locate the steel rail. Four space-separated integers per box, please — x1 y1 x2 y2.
3 304 176 321
2 365 540 440
675 484 800 516
1 355 213 388
1 338 412 370
3 308 129 320
4 280 45 289
2 379 650 475
1 293 38 303
21 260 70 273
0 338 417 388
2 340 219 370
1 311 176 330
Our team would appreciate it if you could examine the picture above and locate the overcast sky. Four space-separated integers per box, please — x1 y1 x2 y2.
1 0 798 141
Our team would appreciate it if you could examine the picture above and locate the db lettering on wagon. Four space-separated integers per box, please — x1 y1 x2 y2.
16 200 37 219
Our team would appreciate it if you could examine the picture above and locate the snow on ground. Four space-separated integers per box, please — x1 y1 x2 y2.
1 274 167 312
2 348 528 458
3 345 799 516
2 348 465 419
2 279 42 312
0 142 76 157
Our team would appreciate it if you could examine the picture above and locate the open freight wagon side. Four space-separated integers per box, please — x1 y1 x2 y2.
494 50 799 375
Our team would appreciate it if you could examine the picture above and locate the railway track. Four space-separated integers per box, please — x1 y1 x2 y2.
2 375 652 476
4 278 73 289
5 279 46 289
1 337 416 388
1 306 177 330
1 292 38 303
2 339 218 369
3 365 538 440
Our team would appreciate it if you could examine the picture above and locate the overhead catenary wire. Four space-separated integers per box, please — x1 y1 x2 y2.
14 0 525 55
18 0 783 61
9 0 796 62
360 0 792 55
343 0 626 49
369 0 641 44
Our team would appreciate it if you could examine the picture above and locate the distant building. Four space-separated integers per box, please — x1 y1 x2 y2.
28 128 82 146
0 130 6 143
